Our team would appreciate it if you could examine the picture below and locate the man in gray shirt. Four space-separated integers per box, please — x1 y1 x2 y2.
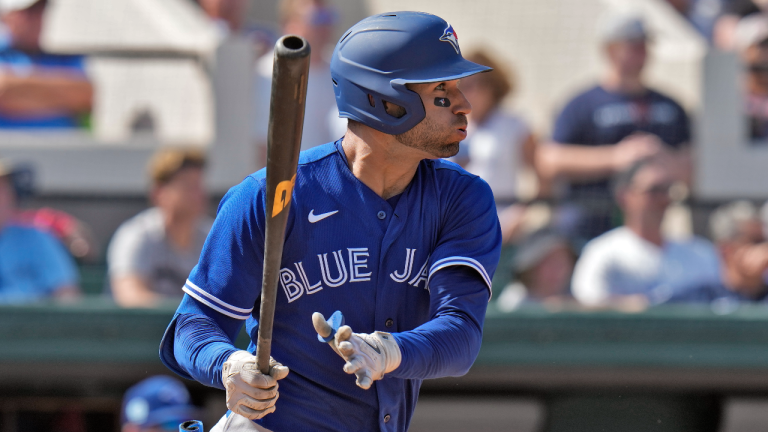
108 148 212 307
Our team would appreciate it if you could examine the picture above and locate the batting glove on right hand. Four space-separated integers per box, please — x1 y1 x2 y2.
222 350 289 420
313 312 401 390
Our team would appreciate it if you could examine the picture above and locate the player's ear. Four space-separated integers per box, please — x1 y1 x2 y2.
382 100 407 119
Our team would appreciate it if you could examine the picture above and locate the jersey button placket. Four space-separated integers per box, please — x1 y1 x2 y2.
383 414 391 423
377 210 386 220
385 318 394 328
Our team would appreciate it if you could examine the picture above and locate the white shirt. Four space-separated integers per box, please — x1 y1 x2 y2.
254 54 346 151
572 227 722 305
463 109 529 202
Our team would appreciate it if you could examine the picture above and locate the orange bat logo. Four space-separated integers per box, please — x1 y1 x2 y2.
272 174 296 217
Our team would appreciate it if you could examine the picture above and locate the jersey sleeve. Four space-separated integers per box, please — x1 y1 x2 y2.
182 176 267 320
427 175 502 299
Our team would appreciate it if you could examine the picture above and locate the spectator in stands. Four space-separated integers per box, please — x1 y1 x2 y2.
714 0 766 49
0 159 80 303
253 0 345 157
496 229 576 312
458 49 537 244
571 157 720 307
733 13 768 140
196 0 248 35
0 0 92 128
537 13 691 243
121 376 200 432
665 0 723 42
108 148 212 308
669 201 768 302
15 207 98 262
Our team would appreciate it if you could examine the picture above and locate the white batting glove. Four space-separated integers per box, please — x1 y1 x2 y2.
312 312 401 390
222 350 289 420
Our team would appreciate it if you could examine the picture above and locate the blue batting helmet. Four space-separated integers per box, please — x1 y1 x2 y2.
331 11 491 135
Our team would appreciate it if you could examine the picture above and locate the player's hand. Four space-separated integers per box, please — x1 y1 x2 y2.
222 350 289 420
312 312 401 390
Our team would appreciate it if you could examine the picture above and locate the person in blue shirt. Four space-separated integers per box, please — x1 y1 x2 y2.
0 0 92 129
159 12 502 432
0 160 79 303
537 13 692 242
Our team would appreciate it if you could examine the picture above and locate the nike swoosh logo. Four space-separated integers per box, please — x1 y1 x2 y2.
308 209 339 223
363 339 381 354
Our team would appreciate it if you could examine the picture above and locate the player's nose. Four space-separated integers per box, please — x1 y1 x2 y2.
453 89 472 116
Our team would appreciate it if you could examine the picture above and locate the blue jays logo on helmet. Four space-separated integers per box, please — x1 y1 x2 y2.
439 24 460 54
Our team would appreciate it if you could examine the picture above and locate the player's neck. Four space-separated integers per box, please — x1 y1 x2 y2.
341 127 426 200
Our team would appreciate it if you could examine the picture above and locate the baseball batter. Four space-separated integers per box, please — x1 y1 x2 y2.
160 11 502 432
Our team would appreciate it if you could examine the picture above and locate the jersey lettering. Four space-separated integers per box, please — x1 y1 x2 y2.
409 257 430 288
390 248 416 283
280 268 304 303
280 247 429 302
348 248 372 282
319 250 348 287
295 261 323 294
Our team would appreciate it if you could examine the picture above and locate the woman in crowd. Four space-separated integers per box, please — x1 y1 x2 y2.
457 49 538 244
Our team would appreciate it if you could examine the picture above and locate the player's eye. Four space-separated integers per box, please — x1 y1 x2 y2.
435 83 446 91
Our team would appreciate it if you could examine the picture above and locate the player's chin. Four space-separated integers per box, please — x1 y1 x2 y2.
430 142 460 159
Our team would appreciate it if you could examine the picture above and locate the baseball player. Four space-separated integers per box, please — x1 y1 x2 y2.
159 11 502 432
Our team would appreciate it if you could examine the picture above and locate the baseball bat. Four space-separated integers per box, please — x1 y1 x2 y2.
255 35 310 374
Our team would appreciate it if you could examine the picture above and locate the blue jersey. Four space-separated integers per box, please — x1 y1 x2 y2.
160 140 501 431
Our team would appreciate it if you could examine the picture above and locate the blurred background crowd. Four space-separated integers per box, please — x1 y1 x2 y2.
3 0 768 430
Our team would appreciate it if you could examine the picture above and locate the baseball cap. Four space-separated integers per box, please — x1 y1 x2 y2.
598 12 648 44
0 0 40 13
121 376 199 431
734 13 768 52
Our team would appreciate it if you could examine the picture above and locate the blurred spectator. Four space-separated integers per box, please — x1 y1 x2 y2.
121 376 200 432
669 201 768 302
458 49 537 244
571 157 720 307
538 13 691 243
733 13 768 140
497 229 576 311
714 0 766 49
196 0 248 36
0 0 92 128
0 159 79 303
253 0 345 155
16 207 99 262
108 148 212 308
666 0 723 42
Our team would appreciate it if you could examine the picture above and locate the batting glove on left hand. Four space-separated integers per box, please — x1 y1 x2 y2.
313 312 401 390
222 350 289 420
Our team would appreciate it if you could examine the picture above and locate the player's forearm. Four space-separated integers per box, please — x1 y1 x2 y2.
391 313 482 379
174 313 239 390
389 267 489 380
